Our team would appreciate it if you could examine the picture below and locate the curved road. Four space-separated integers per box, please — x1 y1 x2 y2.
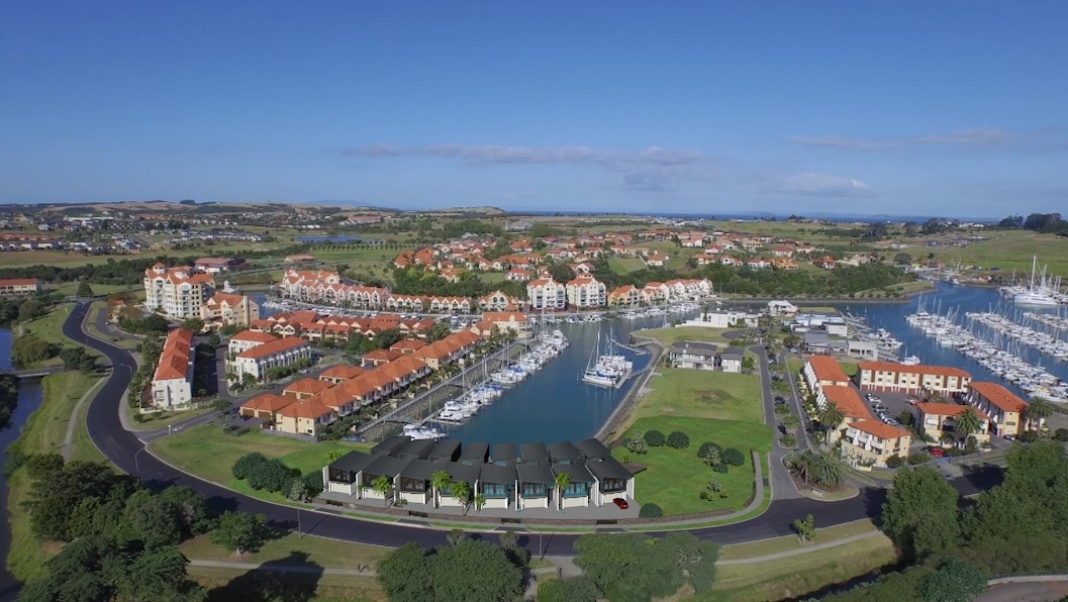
66 302 1001 555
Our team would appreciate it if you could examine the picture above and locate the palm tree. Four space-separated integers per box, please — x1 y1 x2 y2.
818 402 846 443
954 407 983 447
451 480 471 514
473 493 486 512
430 470 452 509
370 475 393 508
553 472 571 512
782 414 801 431
1024 397 1054 434
808 451 843 488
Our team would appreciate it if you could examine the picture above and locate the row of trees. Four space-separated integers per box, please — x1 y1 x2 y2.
825 441 1068 601
0 374 18 430
231 452 323 502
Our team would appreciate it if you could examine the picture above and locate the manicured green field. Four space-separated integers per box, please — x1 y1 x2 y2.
19 302 99 364
607 256 645 275
149 424 371 485
0 250 125 268
629 368 764 425
634 325 734 346
910 230 1068 278
611 416 773 515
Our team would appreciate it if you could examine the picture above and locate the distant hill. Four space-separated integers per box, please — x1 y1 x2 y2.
413 206 506 216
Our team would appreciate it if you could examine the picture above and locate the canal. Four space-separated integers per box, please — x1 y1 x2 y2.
0 328 43 601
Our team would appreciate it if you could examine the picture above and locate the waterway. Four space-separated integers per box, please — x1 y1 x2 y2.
836 282 1068 400
0 328 43 600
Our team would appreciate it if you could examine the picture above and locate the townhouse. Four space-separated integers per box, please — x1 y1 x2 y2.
854 361 972 396
320 436 634 512
963 381 1036 437
0 278 41 296
803 355 851 404
841 419 912 468
481 312 532 338
150 328 195 410
228 330 279 356
231 336 312 382
607 285 639 307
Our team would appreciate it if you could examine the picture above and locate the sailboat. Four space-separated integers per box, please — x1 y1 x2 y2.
1013 256 1058 307
581 328 634 388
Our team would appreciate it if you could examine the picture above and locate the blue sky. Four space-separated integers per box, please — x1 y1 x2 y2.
2 1 1066 217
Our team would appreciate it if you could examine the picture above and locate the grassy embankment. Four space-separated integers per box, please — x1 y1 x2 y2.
613 326 774 515
707 520 898 601
911 230 1068 278
18 303 99 367
6 371 106 582
149 424 371 505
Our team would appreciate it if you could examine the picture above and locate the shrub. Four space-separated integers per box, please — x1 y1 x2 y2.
301 471 324 497
643 430 666 447
638 503 663 519
885 454 905 468
246 459 298 493
906 452 931 465
722 448 745 467
712 463 729 474
1019 430 1040 443
232 452 268 480
1054 428 1068 442
697 442 722 458
625 435 648 456
666 431 690 449
774 404 791 416
779 434 797 448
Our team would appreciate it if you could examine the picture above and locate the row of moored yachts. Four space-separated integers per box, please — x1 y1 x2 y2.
619 302 702 321
964 311 1068 361
433 330 570 424
906 310 1068 403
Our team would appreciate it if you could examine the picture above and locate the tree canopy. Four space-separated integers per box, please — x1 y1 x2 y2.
881 467 961 561
573 532 719 602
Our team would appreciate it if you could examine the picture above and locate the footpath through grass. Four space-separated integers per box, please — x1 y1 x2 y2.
718 519 879 560
612 416 773 515
6 371 106 582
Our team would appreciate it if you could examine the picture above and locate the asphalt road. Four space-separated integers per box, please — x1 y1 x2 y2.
66 302 1003 555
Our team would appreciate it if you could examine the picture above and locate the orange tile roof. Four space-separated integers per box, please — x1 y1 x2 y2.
283 378 333 396
0 278 39 286
276 398 334 420
231 330 278 343
917 402 989 420
850 419 911 440
482 311 528 322
391 339 428 352
311 386 358 410
822 386 872 420
808 355 850 383
153 328 193 381
857 361 971 379
236 336 308 359
240 393 294 413
363 349 402 363
969 381 1026 413
318 365 366 381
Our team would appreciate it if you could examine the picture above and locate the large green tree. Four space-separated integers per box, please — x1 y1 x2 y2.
881 467 961 561
537 576 603 602
210 512 268 556
915 557 986 602
427 539 524 602
574 532 718 602
377 542 433 601
24 460 137 541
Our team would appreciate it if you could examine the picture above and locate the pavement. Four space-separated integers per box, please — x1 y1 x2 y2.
64 301 1005 557
752 344 803 500
978 577 1068 602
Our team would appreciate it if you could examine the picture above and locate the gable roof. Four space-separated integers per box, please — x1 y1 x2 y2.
969 381 1027 413
236 336 308 359
850 419 911 440
807 355 850 383
822 386 871 420
153 328 193 381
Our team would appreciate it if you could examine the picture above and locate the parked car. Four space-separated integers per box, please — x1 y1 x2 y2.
1003 434 1016 441
612 498 629 510
928 447 945 457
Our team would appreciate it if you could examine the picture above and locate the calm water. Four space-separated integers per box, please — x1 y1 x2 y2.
835 282 1068 399
0 329 44 600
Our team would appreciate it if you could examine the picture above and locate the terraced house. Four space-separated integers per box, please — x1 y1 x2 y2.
963 381 1037 437
854 361 972 396
230 336 311 382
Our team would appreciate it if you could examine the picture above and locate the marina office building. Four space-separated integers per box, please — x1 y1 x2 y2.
321 436 635 512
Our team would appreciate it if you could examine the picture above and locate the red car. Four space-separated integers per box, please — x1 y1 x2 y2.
928 447 945 457
612 498 629 510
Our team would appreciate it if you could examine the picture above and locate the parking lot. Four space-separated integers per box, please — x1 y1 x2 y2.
858 389 927 453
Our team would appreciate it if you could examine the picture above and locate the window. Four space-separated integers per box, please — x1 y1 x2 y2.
522 483 547 497
601 478 627 493
328 468 356 484
482 482 508 498
563 482 588 497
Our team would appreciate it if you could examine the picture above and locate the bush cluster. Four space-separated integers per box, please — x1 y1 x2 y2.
666 431 690 449
231 452 322 499
643 430 665 447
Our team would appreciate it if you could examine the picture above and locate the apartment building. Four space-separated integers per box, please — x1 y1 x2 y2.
916 402 991 445
201 292 260 330
821 385 872 442
855 361 972 395
526 277 566 311
841 420 912 468
963 381 1035 437
565 276 607 308
231 336 312 382
143 263 215 319
228 330 279 356
803 355 852 405
0 278 40 296
481 312 531 338
150 328 195 409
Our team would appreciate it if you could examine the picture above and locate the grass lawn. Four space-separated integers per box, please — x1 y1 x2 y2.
130 404 220 430
479 272 507 283
626 368 764 426
19 303 99 364
921 230 1068 278
711 532 898 601
84 302 141 350
149 424 371 485
608 256 645 275
188 566 384 602
634 325 733 346
180 529 388 570
611 416 773 515
52 282 139 296
0 250 125 269
718 519 878 560
6 371 108 581
839 361 858 377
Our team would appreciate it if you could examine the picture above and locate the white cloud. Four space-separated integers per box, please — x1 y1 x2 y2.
789 127 1042 150
765 172 876 198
